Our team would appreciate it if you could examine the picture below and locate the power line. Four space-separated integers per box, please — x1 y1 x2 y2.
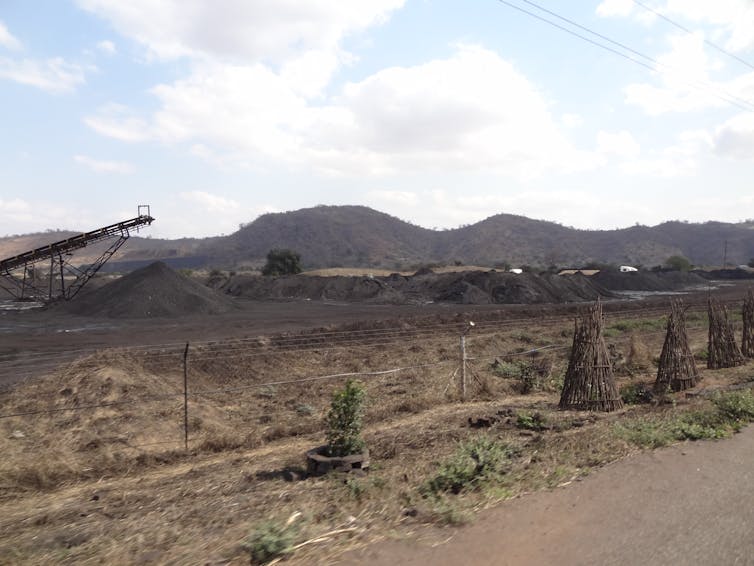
494 0 754 113
632 0 754 72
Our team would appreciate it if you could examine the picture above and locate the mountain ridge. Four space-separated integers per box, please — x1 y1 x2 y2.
1 205 753 271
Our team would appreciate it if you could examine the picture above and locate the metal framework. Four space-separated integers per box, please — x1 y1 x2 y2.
0 205 154 302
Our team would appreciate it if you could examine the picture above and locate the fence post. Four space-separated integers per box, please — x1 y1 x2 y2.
459 321 474 401
460 334 467 401
183 342 189 451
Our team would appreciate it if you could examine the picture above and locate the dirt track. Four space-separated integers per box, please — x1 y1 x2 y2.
351 425 754 566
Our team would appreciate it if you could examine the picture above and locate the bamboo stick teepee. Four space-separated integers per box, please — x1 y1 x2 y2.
654 299 698 394
707 297 744 369
742 289 754 359
559 300 623 412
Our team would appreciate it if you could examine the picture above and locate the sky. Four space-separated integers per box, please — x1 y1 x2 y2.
1 0 753 239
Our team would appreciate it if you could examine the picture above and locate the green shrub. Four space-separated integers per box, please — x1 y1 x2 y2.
492 358 554 393
422 436 514 496
325 380 366 457
515 411 548 431
665 255 692 271
607 318 665 334
712 390 754 423
242 518 299 565
671 418 727 441
262 249 302 276
615 390 754 448
614 420 675 448
295 403 314 416
620 382 654 405
492 360 525 378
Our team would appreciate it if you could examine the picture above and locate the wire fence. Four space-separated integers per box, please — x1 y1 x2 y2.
0 299 745 455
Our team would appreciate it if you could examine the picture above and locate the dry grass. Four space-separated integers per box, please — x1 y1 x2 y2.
0 309 751 564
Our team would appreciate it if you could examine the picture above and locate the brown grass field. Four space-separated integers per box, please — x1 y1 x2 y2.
1 290 753 564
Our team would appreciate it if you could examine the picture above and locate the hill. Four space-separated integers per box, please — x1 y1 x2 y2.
2 206 754 271
203 206 754 269
211 205 434 269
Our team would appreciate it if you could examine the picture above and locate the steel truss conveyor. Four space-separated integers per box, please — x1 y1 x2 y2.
0 205 154 302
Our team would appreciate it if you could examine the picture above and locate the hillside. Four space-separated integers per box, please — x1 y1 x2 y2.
2 206 753 271
212 205 435 269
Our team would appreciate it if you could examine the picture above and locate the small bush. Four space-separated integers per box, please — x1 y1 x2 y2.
492 357 554 394
422 436 514 496
607 318 665 334
242 518 299 565
492 360 525 378
325 380 366 457
712 390 754 423
620 382 654 405
515 411 548 431
295 403 314 417
615 391 754 448
262 249 302 276
671 417 727 441
614 420 674 448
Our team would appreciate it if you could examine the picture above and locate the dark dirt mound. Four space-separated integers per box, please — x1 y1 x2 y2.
63 262 237 318
591 270 708 291
695 269 754 280
221 270 614 305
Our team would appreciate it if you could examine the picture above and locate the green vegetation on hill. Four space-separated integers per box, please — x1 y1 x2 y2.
3 206 754 271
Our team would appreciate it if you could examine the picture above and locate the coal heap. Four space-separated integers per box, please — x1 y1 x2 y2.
64 262 237 318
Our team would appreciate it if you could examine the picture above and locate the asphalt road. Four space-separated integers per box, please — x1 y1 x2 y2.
352 425 754 566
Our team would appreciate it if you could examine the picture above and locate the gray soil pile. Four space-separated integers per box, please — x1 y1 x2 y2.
63 262 237 318
222 270 614 305
591 270 708 291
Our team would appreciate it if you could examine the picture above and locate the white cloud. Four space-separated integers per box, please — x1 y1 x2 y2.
319 45 598 176
596 0 634 18
87 45 598 179
0 20 22 51
148 192 280 238
714 112 754 159
662 0 754 52
620 129 711 177
0 56 89 93
561 113 583 128
597 0 754 116
413 189 658 231
0 198 74 235
597 130 641 158
598 0 754 49
622 32 738 115
0 197 31 214
76 0 405 62
180 190 239 213
367 190 420 207
84 103 152 142
74 154 133 174
96 40 116 55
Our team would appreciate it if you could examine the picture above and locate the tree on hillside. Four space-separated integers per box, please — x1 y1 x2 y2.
665 255 692 272
262 249 302 276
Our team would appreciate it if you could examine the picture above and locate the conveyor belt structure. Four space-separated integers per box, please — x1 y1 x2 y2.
0 205 154 302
